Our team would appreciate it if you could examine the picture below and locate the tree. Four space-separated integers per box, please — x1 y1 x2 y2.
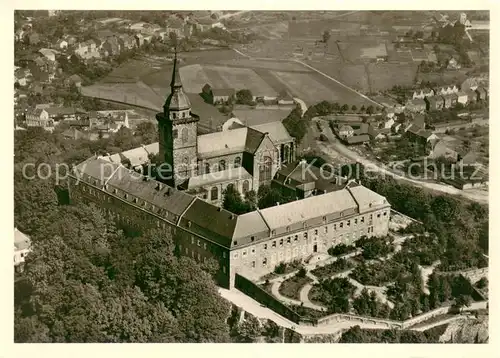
453 295 472 310
351 104 357 111
222 185 252 215
235 89 253 105
235 315 262 342
322 30 331 44
341 104 349 112
476 277 488 289
134 121 158 144
257 185 294 209
366 105 374 115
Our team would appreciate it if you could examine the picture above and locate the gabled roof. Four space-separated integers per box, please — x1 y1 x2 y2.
14 228 31 250
181 166 252 189
346 134 370 144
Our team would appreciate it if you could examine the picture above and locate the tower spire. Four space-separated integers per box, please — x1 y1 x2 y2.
170 47 183 89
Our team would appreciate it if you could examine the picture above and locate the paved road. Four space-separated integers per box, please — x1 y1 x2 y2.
317 120 488 204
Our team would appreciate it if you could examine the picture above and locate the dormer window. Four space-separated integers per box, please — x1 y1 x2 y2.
286 226 290 232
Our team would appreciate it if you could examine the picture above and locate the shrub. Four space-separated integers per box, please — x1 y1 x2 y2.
297 266 307 278
328 243 357 256
274 262 287 274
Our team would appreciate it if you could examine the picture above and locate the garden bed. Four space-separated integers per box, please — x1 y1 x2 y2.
310 258 354 279
279 275 312 300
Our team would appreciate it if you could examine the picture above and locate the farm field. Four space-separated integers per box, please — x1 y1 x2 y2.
367 62 417 91
206 65 277 96
232 108 292 126
305 60 371 93
217 58 309 72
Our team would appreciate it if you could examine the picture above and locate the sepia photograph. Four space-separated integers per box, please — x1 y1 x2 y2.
12 8 490 344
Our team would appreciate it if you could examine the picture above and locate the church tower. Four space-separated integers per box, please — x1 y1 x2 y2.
156 51 199 187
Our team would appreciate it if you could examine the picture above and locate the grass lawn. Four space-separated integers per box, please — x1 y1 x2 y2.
279 275 312 300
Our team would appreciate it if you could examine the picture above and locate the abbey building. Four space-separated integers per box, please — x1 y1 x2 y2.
68 55 391 288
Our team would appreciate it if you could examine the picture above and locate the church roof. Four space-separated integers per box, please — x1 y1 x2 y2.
164 53 191 111
197 128 248 159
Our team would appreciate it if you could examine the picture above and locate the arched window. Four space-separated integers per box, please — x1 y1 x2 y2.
283 145 290 163
259 156 273 184
242 180 249 193
181 127 188 144
234 156 241 168
205 162 210 174
219 159 226 171
210 186 218 201
226 183 234 192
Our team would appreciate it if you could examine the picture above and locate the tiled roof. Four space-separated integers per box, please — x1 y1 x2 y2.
197 128 248 159
346 185 387 212
258 189 357 230
45 107 77 116
14 228 31 250
244 127 266 154
232 211 270 241
346 134 370 144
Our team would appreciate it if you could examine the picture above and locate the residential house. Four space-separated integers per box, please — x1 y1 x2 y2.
442 94 457 108
25 108 54 129
101 36 121 57
412 88 434 100
447 57 461 70
405 98 426 113
383 117 395 129
429 138 470 162
74 42 89 57
368 125 390 141
346 134 370 145
425 95 444 111
466 89 478 103
411 114 426 129
202 84 235 105
460 77 480 92
456 91 468 105
14 228 31 272
277 91 295 106
166 17 186 39
435 85 459 96
338 125 354 139
391 122 403 134
63 34 78 45
55 39 68 49
134 33 144 47
45 107 86 122
39 48 57 62
117 34 136 49
475 87 488 101
62 128 88 140
34 56 51 72
65 74 83 88
405 124 440 153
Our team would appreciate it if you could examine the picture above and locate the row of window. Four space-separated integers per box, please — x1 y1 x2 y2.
267 212 387 238
232 225 376 259
80 183 176 221
204 157 241 174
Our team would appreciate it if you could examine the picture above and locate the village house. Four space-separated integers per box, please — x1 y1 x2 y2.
425 95 444 111
62 127 88 141
460 77 480 92
405 125 440 153
405 98 426 113
277 91 295 106
475 87 488 101
63 34 78 46
338 125 354 139
412 88 434 100
25 108 54 130
117 33 136 49
383 117 395 129
346 134 370 145
55 39 68 50
466 89 478 103
447 57 461 70
39 48 57 62
14 228 31 273
456 91 468 105
391 122 402 134
202 84 236 105
435 85 459 96
166 16 186 39
442 94 454 108
101 36 121 57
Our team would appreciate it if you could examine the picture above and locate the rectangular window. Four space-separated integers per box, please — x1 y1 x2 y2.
173 129 178 138
279 239 283 246
361 216 365 223
314 229 318 235
264 244 268 250
203 243 207 250
304 232 308 239
197 240 201 247
251 261 256 268
354 218 358 224
377 213 381 218
287 237 291 244
294 235 298 241
347 220 350 226
271 230 276 236
251 248 256 255
324 226 328 233
191 236 194 244
233 252 238 259
340 222 344 228
243 250 247 257
322 216 326 222
272 241 276 248
263 258 267 265
334 224 337 230
383 211 387 216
